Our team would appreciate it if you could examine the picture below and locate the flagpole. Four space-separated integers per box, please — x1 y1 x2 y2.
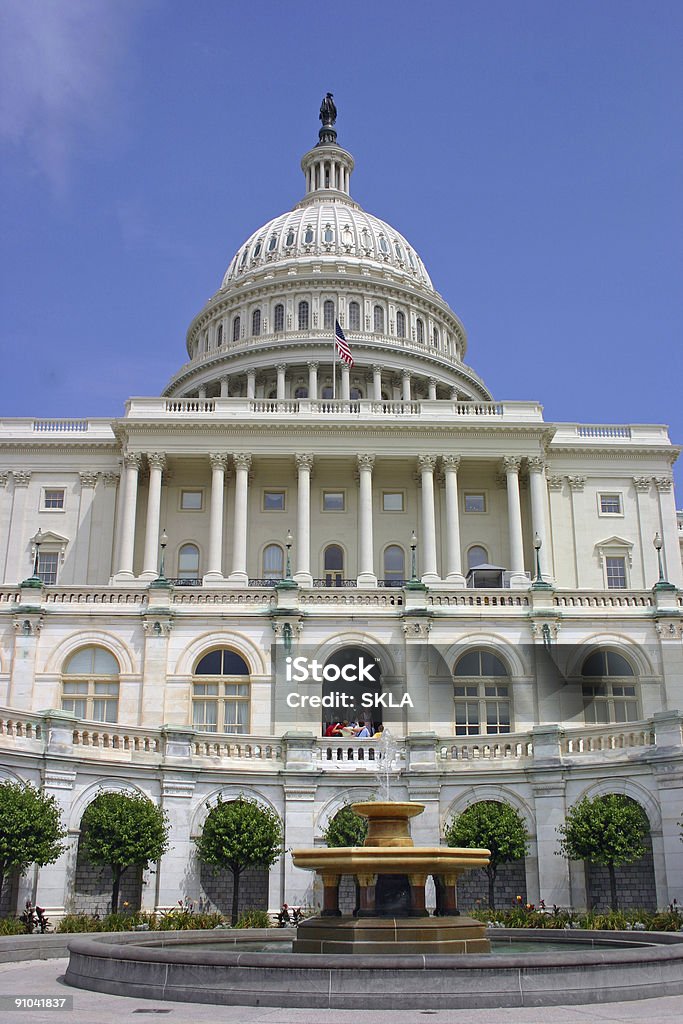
332 323 336 400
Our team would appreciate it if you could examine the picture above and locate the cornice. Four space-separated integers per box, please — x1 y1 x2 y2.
547 446 679 463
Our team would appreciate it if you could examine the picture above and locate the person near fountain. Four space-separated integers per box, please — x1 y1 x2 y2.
324 721 343 737
355 721 371 738
373 723 384 738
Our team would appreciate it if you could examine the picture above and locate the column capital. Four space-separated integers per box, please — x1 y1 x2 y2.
101 472 119 487
79 471 99 488
247 367 257 378
502 455 522 475
123 451 143 470
441 455 461 472
527 456 545 473
428 376 438 387
357 453 375 471
417 454 437 473
372 363 383 373
0 472 9 487
655 476 673 492
546 473 564 490
146 452 166 471
306 361 319 371
209 452 229 472
233 452 252 471
276 363 287 373
295 453 315 472
402 368 411 379
567 475 586 492
12 470 32 487
632 476 651 493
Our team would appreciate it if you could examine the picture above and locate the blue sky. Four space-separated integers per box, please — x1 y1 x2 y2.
1 0 681 499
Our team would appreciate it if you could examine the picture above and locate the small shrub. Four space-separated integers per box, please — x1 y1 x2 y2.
0 917 28 935
57 915 104 933
234 909 272 929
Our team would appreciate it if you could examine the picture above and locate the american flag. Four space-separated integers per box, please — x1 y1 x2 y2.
335 320 354 367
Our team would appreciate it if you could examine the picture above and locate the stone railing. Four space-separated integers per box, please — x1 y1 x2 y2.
553 591 654 608
299 589 403 607
428 591 530 608
192 736 284 761
0 418 115 439
438 736 534 763
170 588 276 606
0 711 43 745
561 722 655 755
43 588 148 605
315 738 393 766
72 726 161 755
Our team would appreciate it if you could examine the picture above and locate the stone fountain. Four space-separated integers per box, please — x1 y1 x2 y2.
292 800 491 954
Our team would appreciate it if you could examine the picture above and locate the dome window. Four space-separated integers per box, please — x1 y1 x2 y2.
433 327 440 347
285 229 296 248
253 239 263 259
217 324 223 347
304 226 314 245
342 225 353 245
360 228 370 249
394 242 403 261
239 249 248 269
348 301 360 331
373 305 385 333
295 386 308 398
252 309 261 337
324 225 334 244
416 318 424 344
378 236 389 254
274 303 285 333
232 315 241 343
323 300 335 330
396 311 406 338
407 249 416 270
298 300 309 330
350 387 362 400
268 234 278 252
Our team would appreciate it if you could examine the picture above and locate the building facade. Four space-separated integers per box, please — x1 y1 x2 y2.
1 109 682 919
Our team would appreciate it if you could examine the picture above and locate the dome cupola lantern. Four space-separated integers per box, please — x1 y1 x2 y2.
300 93 355 204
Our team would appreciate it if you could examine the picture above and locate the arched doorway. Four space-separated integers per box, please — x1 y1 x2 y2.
321 646 382 736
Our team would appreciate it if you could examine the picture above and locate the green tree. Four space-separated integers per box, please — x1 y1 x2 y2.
444 800 529 910
322 805 368 848
0 781 67 912
80 792 170 914
195 796 283 926
557 794 650 911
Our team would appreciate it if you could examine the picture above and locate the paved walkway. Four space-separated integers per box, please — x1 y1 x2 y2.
0 959 682 1024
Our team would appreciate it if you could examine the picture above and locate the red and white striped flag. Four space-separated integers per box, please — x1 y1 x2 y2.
335 320 354 367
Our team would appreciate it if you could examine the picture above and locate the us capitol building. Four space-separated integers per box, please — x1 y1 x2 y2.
1 100 682 918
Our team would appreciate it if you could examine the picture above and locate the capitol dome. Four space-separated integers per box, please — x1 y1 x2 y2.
163 105 492 403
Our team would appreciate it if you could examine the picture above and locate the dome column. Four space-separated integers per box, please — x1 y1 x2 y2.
503 456 528 588
402 370 412 402
428 378 438 401
357 454 377 587
418 455 440 583
114 452 142 580
307 362 318 399
276 364 287 400
341 363 350 400
219 376 229 398
228 453 251 585
372 365 382 401
204 453 229 582
442 456 466 587
246 369 256 400
140 452 166 579
294 454 314 585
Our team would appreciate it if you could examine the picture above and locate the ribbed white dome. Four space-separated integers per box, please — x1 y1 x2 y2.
222 202 434 292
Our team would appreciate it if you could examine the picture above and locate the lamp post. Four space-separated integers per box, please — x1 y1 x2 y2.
531 533 553 590
150 528 170 589
652 533 676 592
21 528 44 588
405 529 426 590
276 528 297 590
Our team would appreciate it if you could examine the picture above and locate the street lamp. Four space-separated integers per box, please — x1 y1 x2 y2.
150 528 170 589
531 533 553 590
276 529 297 590
405 529 426 591
21 528 44 588
652 533 675 592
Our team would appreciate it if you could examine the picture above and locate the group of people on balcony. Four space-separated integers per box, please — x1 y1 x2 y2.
324 721 384 739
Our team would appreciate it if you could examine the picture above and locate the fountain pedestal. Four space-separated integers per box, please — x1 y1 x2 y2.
292 801 491 955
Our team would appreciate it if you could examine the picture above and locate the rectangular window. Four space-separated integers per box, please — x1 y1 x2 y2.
583 683 638 724
382 491 404 512
41 488 65 510
606 556 627 589
464 493 486 513
37 552 58 585
263 490 286 511
192 682 249 734
62 680 119 722
454 701 480 736
599 493 622 515
322 491 345 512
180 490 203 511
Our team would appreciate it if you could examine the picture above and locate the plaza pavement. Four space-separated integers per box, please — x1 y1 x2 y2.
0 959 681 1024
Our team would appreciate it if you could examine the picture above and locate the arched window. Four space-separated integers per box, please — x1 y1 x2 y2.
178 543 200 581
294 386 308 398
323 544 344 586
581 650 638 724
232 316 241 342
453 650 510 735
217 324 223 347
350 387 362 400
348 301 360 331
263 543 284 581
383 545 405 586
252 309 261 337
303 226 314 244
433 327 440 347
323 225 334 243
373 305 384 333
274 303 284 333
268 234 278 252
323 300 335 330
285 228 295 247
416 318 424 344
253 239 262 259
396 310 406 338
62 647 120 723
298 301 309 330
467 545 488 569
193 649 250 734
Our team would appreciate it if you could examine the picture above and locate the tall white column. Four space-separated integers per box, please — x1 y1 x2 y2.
503 456 527 588
246 368 256 399
141 452 166 579
528 457 552 583
294 454 314 585
219 376 229 398
418 455 439 583
655 476 683 587
428 377 437 401
307 362 318 399
341 363 350 400
402 369 411 402
442 456 465 586
276 364 286 400
73 472 98 584
228 453 251 584
372 365 382 401
5 471 31 584
198 386 206 400
357 454 377 587
115 452 142 580
205 453 229 582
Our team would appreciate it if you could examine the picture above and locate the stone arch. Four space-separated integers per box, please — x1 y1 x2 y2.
564 634 655 680
315 788 377 836
41 631 136 676
174 631 269 678
442 633 528 679
189 785 281 839
312 632 400 679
